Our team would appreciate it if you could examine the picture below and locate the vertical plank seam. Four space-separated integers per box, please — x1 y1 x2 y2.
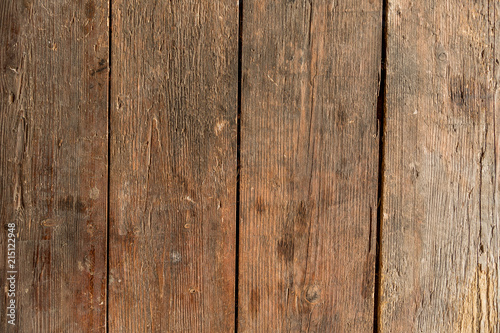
106 0 112 331
374 0 388 331
235 0 244 331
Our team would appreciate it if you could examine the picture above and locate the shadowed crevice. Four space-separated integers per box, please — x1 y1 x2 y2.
235 0 243 331
374 0 388 331
105 0 112 331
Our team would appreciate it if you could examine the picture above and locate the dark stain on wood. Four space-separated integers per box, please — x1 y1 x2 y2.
84 1 95 20
277 233 295 263
250 289 260 319
255 196 266 213
286 200 310 234
448 75 488 121
58 195 86 214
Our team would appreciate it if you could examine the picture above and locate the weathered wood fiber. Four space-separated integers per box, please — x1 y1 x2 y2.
239 0 382 331
381 0 500 331
0 0 109 332
108 0 238 331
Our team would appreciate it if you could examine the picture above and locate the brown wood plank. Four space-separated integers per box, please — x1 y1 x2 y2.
108 1 238 331
380 0 500 331
0 0 109 331
239 1 382 331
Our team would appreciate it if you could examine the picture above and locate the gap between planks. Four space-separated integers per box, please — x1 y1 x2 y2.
235 0 244 331
374 0 388 332
105 0 112 331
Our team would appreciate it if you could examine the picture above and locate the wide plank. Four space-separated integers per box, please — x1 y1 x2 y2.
0 0 109 331
108 0 238 331
380 0 500 331
239 0 382 331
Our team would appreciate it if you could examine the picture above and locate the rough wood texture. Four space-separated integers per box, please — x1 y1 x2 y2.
381 0 500 331
239 0 382 331
0 0 109 332
108 0 238 331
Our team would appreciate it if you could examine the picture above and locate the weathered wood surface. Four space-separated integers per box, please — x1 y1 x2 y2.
380 0 500 331
108 0 238 331
0 0 109 332
4 0 500 330
238 0 382 331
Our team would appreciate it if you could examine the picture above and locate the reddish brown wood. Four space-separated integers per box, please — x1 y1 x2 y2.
108 0 238 331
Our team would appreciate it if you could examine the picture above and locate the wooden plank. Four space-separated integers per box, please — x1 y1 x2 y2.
239 0 382 331
108 1 238 331
380 0 500 331
0 0 109 331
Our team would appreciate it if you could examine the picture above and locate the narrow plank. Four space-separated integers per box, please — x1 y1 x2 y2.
239 0 382 331
381 0 500 331
0 0 109 331
108 1 238 331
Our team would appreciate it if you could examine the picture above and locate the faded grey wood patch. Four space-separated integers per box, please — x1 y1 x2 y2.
380 0 500 331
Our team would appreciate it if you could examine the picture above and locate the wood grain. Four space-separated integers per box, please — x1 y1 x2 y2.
108 0 238 331
0 0 109 331
380 0 500 331
238 0 382 331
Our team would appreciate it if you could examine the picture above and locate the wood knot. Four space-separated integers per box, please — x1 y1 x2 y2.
304 285 321 304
